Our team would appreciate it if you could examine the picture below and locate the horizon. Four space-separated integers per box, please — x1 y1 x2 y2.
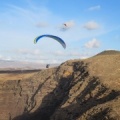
0 49 119 69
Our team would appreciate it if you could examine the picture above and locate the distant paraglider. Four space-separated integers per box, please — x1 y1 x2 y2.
34 34 66 49
46 64 50 68
63 23 67 27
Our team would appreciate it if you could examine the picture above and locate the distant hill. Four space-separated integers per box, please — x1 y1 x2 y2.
0 50 120 120
0 60 59 70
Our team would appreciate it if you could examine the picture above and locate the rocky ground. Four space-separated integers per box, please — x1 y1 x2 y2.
0 50 120 120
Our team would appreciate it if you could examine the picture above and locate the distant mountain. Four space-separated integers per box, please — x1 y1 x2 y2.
0 60 59 70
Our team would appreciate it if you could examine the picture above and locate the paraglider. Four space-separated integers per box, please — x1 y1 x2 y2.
63 23 67 27
46 64 50 68
34 34 66 49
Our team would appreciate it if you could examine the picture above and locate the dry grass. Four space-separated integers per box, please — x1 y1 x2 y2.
0 71 39 81
84 53 120 91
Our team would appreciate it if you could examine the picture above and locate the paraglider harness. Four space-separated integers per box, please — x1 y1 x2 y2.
46 64 50 68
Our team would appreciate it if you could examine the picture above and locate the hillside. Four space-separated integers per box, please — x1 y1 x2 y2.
95 50 120 56
0 50 120 120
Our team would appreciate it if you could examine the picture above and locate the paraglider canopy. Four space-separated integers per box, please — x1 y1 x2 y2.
34 34 66 49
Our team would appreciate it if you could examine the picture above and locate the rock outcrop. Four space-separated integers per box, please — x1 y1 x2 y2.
0 50 120 120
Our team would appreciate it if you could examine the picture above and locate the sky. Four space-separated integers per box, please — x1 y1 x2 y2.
0 0 120 64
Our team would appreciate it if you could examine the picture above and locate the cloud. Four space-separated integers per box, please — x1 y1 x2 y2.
53 50 81 57
16 49 42 55
84 38 100 48
88 5 101 11
0 55 4 60
83 21 100 30
53 51 66 56
0 55 13 61
52 50 94 60
35 22 48 28
69 52 81 56
60 20 75 31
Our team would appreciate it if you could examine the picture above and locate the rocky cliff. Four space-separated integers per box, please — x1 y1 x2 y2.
0 50 120 120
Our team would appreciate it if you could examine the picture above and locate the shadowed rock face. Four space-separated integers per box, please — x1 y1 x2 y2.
0 50 120 120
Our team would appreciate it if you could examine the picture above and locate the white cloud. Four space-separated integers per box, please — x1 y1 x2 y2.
0 55 4 60
83 21 100 30
69 52 81 56
35 22 48 28
53 51 66 56
88 5 101 11
0 55 13 61
84 38 100 49
53 51 81 57
16 49 42 55
52 50 95 60
69 51 96 59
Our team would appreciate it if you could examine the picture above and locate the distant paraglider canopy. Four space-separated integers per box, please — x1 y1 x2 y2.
34 34 66 49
